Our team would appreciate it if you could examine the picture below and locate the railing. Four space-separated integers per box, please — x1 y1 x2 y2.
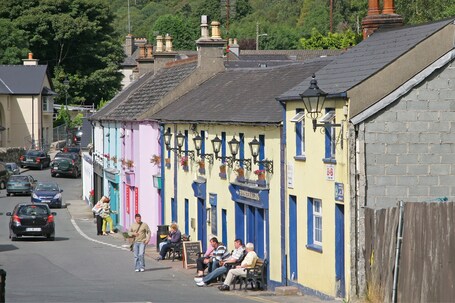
53 124 67 142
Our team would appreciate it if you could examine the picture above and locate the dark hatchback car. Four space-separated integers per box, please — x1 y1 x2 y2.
50 152 81 178
7 203 56 241
31 182 63 208
19 150 51 170
7 175 37 196
6 162 20 175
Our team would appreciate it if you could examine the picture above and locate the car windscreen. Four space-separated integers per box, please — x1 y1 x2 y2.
26 151 41 156
9 176 29 182
35 183 59 191
18 205 49 216
55 153 74 159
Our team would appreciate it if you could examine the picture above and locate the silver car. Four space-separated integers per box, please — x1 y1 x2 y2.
6 162 20 175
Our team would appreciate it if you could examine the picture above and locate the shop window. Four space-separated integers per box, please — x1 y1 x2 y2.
307 197 322 252
291 109 305 160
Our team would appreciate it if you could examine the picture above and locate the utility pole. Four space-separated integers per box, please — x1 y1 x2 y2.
330 0 333 33
256 22 268 51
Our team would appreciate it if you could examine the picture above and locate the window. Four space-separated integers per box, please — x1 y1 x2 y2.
42 96 53 112
292 109 305 159
307 197 322 252
324 108 336 163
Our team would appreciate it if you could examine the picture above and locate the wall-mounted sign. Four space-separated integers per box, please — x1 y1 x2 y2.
126 185 130 214
134 187 139 214
287 162 294 189
335 182 344 202
326 164 335 181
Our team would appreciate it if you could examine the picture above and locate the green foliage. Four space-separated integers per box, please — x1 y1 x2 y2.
150 14 199 50
396 0 455 24
299 28 361 50
0 0 124 109
54 106 83 128
0 19 29 64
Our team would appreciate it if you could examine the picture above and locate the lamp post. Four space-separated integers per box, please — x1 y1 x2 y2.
256 22 268 51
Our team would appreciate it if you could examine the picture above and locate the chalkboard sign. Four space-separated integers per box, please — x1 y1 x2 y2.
183 241 202 269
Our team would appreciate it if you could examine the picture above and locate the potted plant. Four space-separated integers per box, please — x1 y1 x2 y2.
180 156 189 170
165 158 171 168
197 158 205 174
235 167 245 182
111 156 117 163
150 154 161 166
126 159 134 169
254 169 266 180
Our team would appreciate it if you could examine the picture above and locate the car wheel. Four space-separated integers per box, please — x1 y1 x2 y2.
39 163 43 170
47 234 55 241
51 173 56 177
10 231 17 241
6 193 10 196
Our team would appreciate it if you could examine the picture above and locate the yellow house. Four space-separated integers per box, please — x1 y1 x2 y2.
151 58 333 288
0 54 55 148
277 75 350 298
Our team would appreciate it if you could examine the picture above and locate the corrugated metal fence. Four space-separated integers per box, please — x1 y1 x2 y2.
365 202 455 303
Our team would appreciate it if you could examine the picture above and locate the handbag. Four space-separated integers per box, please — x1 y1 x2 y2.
130 222 142 251
92 204 102 215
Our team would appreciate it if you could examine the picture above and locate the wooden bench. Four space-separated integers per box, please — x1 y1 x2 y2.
167 234 190 261
233 258 268 290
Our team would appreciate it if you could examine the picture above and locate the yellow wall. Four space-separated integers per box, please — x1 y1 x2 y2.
163 123 283 282
284 99 351 298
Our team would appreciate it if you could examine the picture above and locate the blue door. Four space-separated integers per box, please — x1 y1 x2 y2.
335 204 345 298
109 182 119 227
289 195 297 280
197 198 207 251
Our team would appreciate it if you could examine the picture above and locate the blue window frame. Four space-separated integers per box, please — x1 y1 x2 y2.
307 197 323 252
209 193 217 235
171 197 177 223
185 199 189 235
291 109 305 160
323 108 336 163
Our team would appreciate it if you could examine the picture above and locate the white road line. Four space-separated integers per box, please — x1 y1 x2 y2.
70 218 130 251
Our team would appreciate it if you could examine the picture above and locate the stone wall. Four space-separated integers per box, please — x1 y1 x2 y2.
0 147 26 163
364 60 455 208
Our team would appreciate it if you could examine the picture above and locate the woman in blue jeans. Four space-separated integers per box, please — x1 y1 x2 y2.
129 214 151 272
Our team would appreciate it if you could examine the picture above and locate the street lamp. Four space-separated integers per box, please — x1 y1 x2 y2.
256 22 267 51
299 74 328 132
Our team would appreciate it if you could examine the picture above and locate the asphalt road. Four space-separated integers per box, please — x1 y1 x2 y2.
0 165 337 303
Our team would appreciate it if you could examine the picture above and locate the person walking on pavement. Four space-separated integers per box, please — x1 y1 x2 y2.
219 242 258 291
129 213 151 272
100 197 117 235
195 239 245 287
92 196 108 236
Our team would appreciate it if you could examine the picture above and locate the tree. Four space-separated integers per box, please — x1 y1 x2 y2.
150 14 199 50
0 0 124 108
0 19 29 64
299 28 361 50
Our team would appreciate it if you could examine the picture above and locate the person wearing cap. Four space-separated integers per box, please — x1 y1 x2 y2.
129 213 151 272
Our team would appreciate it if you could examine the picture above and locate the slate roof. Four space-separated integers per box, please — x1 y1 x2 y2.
151 57 333 124
278 18 454 101
121 48 140 67
96 61 198 121
0 65 48 94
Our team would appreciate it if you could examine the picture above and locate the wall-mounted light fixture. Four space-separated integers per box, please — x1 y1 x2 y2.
228 136 251 171
248 136 273 174
211 135 233 167
193 134 214 164
300 74 341 132
163 129 195 160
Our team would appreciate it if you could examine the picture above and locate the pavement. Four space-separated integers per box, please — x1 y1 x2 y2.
65 198 341 303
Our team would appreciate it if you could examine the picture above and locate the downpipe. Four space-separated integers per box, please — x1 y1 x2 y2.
392 200 404 303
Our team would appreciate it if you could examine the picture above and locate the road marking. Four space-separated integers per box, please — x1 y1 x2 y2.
70 218 130 251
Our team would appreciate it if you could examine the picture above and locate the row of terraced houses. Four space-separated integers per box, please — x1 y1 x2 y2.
83 1 455 300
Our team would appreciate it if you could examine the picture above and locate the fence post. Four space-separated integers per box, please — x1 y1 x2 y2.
392 200 404 303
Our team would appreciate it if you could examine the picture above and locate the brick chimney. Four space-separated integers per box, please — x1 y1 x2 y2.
196 16 226 73
23 53 39 66
228 38 240 57
361 0 403 39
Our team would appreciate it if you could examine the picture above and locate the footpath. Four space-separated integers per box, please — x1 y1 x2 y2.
66 198 340 303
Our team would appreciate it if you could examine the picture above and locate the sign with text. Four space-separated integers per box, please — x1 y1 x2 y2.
126 185 130 214
335 182 344 202
326 164 335 181
183 241 202 269
134 187 139 214
287 162 294 188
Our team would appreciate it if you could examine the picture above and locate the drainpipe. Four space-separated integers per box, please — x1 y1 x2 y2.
392 200 404 303
160 124 165 224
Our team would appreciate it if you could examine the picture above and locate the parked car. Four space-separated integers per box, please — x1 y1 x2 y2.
50 152 81 178
19 150 51 170
0 162 10 189
31 182 63 208
6 175 37 196
5 162 20 175
61 145 81 157
7 202 56 241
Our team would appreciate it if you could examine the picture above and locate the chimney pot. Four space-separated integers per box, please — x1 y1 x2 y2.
28 53 33 59
165 34 173 52
156 35 164 52
138 44 146 58
211 21 221 39
200 15 209 39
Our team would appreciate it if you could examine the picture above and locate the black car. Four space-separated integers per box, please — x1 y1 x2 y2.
19 150 51 170
50 152 81 178
0 162 10 189
7 203 56 241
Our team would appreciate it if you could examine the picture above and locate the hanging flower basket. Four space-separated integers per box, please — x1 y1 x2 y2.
165 158 171 169
254 169 266 180
150 154 161 166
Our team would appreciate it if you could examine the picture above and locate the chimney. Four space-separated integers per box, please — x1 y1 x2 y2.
154 34 177 74
361 0 403 39
156 35 164 52
145 44 153 58
138 43 146 59
196 16 226 73
165 34 173 52
125 34 134 56
23 53 39 66
229 38 240 57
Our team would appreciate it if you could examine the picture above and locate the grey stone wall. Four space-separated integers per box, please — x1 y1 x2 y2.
364 60 455 208
0 147 26 164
